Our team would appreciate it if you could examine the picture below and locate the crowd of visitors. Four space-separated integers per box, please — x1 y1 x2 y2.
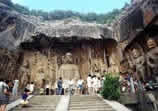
0 72 157 111
0 74 105 110
55 74 105 95
120 73 158 93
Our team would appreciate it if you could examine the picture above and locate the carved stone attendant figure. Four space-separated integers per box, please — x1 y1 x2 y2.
20 60 30 87
132 48 146 82
146 38 158 81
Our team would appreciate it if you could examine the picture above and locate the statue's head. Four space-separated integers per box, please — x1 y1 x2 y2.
147 38 157 49
65 52 73 64
132 48 140 58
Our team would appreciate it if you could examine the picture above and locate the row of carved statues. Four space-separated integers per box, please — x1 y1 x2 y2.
125 37 158 82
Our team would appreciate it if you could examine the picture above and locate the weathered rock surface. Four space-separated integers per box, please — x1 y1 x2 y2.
0 1 112 50
115 0 158 83
35 19 112 40
113 0 158 46
0 7 35 50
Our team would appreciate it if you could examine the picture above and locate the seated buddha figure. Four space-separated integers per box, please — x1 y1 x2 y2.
58 53 80 82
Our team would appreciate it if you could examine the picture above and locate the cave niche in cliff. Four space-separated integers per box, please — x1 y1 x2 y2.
18 35 120 87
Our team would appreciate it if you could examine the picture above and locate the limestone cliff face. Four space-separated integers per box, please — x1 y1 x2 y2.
0 1 113 50
113 0 158 47
35 19 112 40
0 1 121 87
0 6 35 50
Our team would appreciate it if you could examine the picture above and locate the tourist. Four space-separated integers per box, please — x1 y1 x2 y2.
77 77 84 95
82 80 88 95
0 78 5 111
50 85 55 95
45 83 50 95
87 74 92 95
12 79 19 97
68 79 75 95
21 88 30 106
134 79 138 92
0 80 12 111
62 87 64 95
101 75 105 90
92 75 98 95
57 77 63 95
39 88 44 95
29 82 35 94
26 82 30 91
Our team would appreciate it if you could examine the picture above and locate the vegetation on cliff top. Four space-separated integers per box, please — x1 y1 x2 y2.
12 3 122 24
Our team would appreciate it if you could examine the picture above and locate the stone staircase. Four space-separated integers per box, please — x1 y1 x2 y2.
10 95 117 111
11 96 61 111
68 95 116 111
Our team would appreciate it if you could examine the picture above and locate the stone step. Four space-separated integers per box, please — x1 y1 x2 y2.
70 103 105 105
68 96 115 111
69 104 111 107
69 106 113 110
13 107 55 110
69 109 115 111
11 96 60 111
70 99 99 102
70 97 99 99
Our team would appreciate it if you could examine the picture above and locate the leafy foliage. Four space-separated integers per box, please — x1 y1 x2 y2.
101 73 120 101
11 3 122 24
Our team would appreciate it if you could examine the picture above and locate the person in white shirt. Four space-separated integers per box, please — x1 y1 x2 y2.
29 82 35 94
45 83 50 95
87 74 92 95
12 79 19 96
26 82 30 91
77 78 84 95
68 79 75 95
92 75 98 95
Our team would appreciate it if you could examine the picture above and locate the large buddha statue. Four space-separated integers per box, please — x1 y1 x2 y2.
146 38 158 81
132 48 146 82
58 53 80 81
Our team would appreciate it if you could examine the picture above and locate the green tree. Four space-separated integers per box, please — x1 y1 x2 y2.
101 73 120 101
13 4 30 15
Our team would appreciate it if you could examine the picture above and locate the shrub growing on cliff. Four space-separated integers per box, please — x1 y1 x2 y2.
101 73 120 101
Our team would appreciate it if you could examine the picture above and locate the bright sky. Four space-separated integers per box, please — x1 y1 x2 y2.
12 0 130 13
